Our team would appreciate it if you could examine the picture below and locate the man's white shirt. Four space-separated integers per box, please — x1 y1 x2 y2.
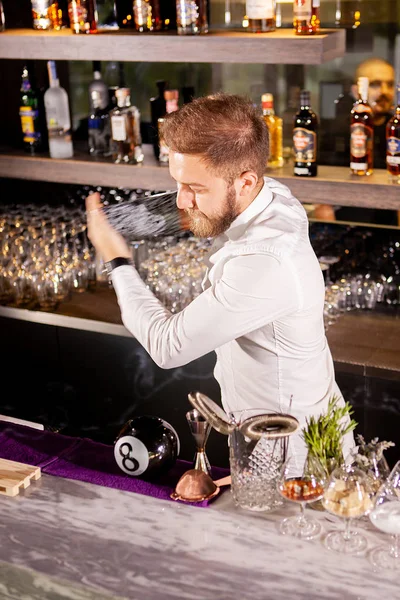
112 177 354 465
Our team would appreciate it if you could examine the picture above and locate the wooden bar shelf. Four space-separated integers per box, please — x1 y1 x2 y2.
0 147 399 210
1 291 399 378
0 27 346 65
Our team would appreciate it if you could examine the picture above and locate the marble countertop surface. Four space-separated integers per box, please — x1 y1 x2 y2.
0 473 397 600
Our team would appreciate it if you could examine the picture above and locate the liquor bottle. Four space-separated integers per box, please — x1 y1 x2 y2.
105 61 126 109
293 0 320 35
0 1 5 31
182 85 195 104
31 0 61 30
176 0 208 34
44 61 74 159
262 93 283 168
161 0 177 30
245 0 276 33
150 80 168 160
19 65 44 155
115 0 134 27
88 61 109 113
88 90 111 156
282 85 300 155
350 76 374 176
133 0 162 32
386 82 400 185
293 90 318 177
68 0 98 33
158 89 179 165
335 0 362 29
110 88 144 164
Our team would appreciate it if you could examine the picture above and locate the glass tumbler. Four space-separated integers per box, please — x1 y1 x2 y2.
228 409 287 512
176 0 208 34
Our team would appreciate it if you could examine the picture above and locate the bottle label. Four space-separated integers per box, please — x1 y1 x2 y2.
294 0 312 20
387 136 400 165
293 127 316 163
246 0 275 19
350 123 372 158
19 107 40 143
111 115 127 141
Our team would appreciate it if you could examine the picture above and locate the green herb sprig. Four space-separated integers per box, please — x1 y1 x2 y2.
301 395 358 473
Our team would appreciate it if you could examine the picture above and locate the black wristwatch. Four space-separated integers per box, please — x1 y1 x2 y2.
104 257 132 279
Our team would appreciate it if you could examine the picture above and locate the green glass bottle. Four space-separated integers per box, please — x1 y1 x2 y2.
19 65 44 155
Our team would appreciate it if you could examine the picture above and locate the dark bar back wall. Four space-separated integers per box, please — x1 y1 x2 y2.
2 310 400 469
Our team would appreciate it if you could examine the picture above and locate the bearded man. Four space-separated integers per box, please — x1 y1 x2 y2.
86 93 354 469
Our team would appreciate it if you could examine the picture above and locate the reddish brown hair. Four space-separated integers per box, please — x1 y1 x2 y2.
160 92 269 182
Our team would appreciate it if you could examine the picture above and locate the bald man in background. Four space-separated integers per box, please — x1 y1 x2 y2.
355 58 395 123
320 57 397 225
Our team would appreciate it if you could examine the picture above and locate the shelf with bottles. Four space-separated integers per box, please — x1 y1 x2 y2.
0 146 399 209
0 26 346 64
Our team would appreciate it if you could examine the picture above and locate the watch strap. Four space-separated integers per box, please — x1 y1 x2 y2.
104 257 132 277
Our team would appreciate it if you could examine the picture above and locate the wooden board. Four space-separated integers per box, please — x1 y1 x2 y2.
0 28 346 65
0 458 41 497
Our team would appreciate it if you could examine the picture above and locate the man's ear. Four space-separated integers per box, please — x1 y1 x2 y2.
237 170 259 197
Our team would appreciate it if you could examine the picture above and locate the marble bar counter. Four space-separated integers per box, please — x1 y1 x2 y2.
0 473 397 600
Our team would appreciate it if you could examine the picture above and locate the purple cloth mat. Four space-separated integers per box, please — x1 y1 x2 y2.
0 422 230 507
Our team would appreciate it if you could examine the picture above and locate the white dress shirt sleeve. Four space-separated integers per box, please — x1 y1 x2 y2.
111 254 299 369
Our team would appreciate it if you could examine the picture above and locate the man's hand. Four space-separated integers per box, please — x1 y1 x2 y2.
86 192 132 263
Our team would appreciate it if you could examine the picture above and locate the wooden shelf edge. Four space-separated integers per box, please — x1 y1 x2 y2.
0 27 346 64
0 146 176 191
1 149 399 209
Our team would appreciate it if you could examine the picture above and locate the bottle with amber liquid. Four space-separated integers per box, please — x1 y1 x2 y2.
31 1 62 30
262 93 283 168
293 90 318 177
293 0 320 35
158 89 179 165
110 87 144 165
335 0 362 28
350 76 374 176
133 0 162 32
68 0 97 33
245 0 276 32
386 82 400 185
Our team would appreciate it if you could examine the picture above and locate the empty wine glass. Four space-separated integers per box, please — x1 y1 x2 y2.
369 461 400 570
322 465 373 554
277 454 327 539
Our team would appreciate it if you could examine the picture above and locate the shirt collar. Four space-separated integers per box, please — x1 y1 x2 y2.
224 178 273 241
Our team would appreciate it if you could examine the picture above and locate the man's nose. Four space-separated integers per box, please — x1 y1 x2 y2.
176 186 195 210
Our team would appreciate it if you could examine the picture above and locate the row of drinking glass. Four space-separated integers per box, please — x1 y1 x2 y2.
278 455 400 569
323 272 400 330
0 203 95 311
131 235 211 313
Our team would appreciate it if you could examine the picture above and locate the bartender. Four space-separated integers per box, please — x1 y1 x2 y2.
86 93 354 469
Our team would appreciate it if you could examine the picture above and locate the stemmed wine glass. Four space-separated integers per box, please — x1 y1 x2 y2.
322 465 373 554
369 460 400 570
277 454 327 539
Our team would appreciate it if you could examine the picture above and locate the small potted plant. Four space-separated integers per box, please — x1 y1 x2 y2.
301 395 358 511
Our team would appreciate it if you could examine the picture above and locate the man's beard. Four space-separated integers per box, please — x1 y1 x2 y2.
184 185 240 238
